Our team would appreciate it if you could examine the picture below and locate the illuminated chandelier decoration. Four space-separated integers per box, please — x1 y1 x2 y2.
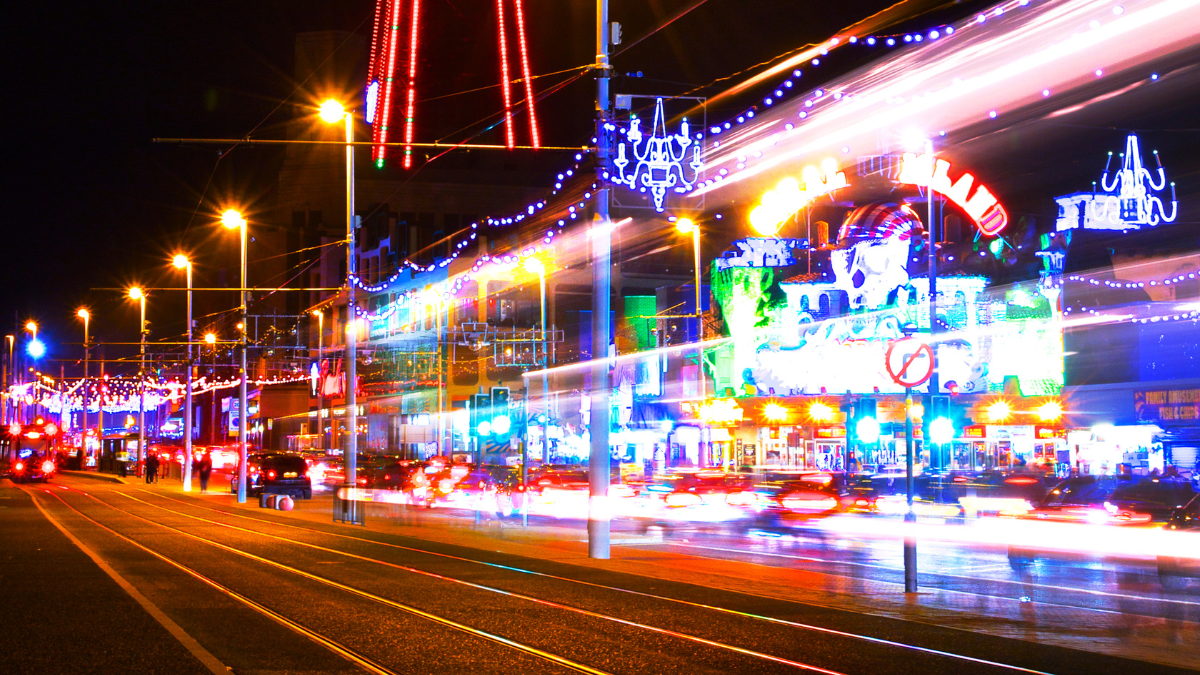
365 0 540 169
1091 134 1177 228
1056 134 1178 232
613 97 703 211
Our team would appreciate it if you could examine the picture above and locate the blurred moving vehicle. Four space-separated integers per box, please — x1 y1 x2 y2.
230 453 312 499
1007 474 1195 570
0 418 60 483
1158 493 1200 590
749 472 851 524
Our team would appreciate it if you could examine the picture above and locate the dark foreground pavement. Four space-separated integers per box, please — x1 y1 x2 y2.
2 475 1197 675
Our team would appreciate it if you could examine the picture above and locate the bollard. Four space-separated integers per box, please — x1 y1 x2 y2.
265 494 278 509
277 495 294 511
259 493 270 508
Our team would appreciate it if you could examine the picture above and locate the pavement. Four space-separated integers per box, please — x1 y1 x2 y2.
2 472 1197 674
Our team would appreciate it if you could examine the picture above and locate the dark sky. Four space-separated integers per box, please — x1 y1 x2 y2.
9 0 1195 376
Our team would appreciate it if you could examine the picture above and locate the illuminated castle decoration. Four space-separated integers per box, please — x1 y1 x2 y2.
831 203 921 311
714 238 809 270
896 152 1008 236
1055 134 1178 232
613 98 703 211
365 0 540 168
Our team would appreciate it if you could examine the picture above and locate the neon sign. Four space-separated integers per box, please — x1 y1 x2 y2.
1056 134 1177 232
897 152 1008 236
749 158 847 236
613 97 703 212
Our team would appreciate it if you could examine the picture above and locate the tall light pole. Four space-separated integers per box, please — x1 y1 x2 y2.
128 288 147 476
589 0 612 559
222 209 249 503
320 99 359 521
173 254 195 491
77 309 90 467
313 310 324 453
676 218 705 400
522 256 547 528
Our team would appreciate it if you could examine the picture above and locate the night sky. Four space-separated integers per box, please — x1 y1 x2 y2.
6 0 1197 375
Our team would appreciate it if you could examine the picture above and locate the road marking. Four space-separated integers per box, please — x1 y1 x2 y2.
73 488 614 675
128 488 1061 673
27 489 229 675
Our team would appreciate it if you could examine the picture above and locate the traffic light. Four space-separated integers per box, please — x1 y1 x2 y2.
928 395 953 443
853 398 880 444
470 393 491 437
490 387 511 437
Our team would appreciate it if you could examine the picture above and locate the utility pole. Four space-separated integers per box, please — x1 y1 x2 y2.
343 109 360 524
588 0 612 560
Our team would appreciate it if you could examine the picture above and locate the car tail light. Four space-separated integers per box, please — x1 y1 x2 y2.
665 492 702 508
1005 476 1039 485
854 497 870 508
384 474 391 480
42 460 55 474
478 480 486 489
267 470 277 479
358 477 368 485
45 423 58 436
14 461 24 472
517 485 525 492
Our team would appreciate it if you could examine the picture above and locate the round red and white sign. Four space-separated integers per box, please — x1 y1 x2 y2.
885 338 935 388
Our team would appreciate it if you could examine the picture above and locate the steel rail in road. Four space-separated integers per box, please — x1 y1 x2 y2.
95 489 851 675
130 487 1056 675
25 487 404 675
32 485 612 675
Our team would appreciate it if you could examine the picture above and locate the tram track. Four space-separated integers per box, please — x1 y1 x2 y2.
111 487 1063 675
26 485 613 675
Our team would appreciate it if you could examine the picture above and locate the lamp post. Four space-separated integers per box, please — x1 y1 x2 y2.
221 210 249 503
128 288 147 476
77 309 90 468
173 254 195 491
676 218 705 401
312 310 324 452
523 257 548 527
320 99 359 521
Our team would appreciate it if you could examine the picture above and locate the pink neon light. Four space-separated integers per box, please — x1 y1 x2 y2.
375 0 405 165
513 0 539 148
403 0 422 168
496 0 515 149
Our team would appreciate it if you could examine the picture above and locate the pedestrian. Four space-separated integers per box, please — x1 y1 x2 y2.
198 452 212 494
145 453 159 484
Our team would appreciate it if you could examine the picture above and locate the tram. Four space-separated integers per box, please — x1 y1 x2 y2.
0 417 61 483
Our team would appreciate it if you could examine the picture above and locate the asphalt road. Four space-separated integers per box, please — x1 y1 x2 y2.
3 475 1196 675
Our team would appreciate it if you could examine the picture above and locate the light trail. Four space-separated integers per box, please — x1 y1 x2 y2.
694 0 1200 201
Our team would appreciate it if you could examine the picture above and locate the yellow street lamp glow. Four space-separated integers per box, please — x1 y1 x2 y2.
522 257 546 275
25 321 37 333
319 100 346 124
675 217 697 234
986 400 1012 423
1037 401 1063 422
762 402 789 423
172 254 190 269
312 309 323 318
808 401 834 423
236 322 244 331
76 308 89 320
204 333 217 345
128 287 144 300
221 209 245 230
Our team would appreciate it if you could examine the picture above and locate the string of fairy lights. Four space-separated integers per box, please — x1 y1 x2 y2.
13 373 309 415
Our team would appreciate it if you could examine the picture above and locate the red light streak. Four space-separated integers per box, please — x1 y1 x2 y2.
374 0 405 166
402 0 422 168
513 0 539 148
496 0 515 149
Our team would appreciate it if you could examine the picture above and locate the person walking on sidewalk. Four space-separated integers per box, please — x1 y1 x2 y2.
145 452 159 484
197 452 212 493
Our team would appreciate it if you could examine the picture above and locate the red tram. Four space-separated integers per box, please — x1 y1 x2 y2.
0 417 61 483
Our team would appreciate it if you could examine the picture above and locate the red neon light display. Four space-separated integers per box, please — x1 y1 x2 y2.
496 0 515 149
367 0 406 167
513 0 539 148
897 152 1009 236
403 0 422 168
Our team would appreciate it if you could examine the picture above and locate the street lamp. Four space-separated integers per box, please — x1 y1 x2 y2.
128 287 147 476
319 98 360 522
675 218 706 401
77 309 90 467
221 210 249 503
173 254 195 491
312 309 324 452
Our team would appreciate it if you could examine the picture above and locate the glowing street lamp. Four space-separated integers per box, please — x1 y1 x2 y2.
320 99 361 516
986 400 1012 423
128 286 147 475
675 217 706 400
220 210 249 503
204 332 216 345
172 254 195 491
1036 401 1063 422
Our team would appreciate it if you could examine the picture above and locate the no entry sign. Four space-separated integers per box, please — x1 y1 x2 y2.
885 338 935 388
